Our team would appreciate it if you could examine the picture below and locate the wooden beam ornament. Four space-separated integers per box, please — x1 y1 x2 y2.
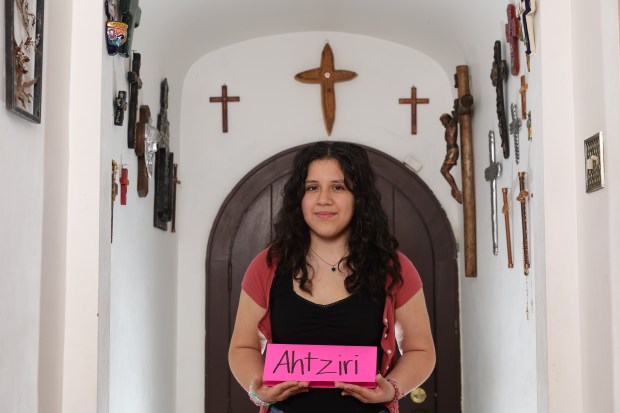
399 86 430 135
455 65 477 277
295 43 357 135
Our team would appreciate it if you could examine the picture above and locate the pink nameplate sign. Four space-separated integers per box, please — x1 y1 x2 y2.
263 343 377 388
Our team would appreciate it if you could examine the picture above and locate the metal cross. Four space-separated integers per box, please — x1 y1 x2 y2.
509 103 522 164
484 131 502 255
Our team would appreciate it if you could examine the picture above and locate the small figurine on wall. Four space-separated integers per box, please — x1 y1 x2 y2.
105 0 128 56
439 99 463 204
114 91 127 125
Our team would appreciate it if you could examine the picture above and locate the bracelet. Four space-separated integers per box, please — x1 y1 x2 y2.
248 384 275 407
385 378 404 408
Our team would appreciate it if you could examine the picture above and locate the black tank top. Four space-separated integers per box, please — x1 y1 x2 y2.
269 275 385 413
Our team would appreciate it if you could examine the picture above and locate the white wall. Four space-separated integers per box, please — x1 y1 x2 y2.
176 30 539 413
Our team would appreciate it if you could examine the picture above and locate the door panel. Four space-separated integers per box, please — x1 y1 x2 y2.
206 145 460 413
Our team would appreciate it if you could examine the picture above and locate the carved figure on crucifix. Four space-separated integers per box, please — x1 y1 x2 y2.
491 41 510 159
439 99 463 204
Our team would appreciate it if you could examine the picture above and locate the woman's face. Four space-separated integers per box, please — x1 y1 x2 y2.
301 158 355 243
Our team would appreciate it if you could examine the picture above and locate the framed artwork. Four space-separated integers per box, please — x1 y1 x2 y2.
5 0 45 123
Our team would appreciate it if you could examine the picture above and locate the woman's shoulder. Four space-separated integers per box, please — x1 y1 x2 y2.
393 250 423 307
241 247 276 308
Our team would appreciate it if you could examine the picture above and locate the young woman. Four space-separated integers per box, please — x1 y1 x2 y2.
228 141 435 413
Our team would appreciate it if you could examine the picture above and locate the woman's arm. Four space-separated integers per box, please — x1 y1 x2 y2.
228 290 309 403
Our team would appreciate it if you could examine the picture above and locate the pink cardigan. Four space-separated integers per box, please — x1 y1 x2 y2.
241 248 423 413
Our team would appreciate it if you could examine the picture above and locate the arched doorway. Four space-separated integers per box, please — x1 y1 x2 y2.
206 144 461 413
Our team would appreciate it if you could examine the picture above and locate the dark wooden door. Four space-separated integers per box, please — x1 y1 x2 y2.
206 144 461 413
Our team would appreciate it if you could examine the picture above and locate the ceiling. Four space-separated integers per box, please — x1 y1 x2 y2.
143 0 501 76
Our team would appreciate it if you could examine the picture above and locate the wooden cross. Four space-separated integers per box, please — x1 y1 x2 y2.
399 86 430 135
171 163 181 233
519 75 528 119
135 105 151 197
210 85 240 133
126 52 143 148
120 166 129 206
505 4 520 76
295 43 357 136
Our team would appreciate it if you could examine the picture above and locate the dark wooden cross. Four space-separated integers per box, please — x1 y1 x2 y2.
295 43 357 136
114 91 127 126
154 79 172 231
119 0 142 57
505 3 520 76
210 85 240 133
171 163 181 233
490 40 509 159
519 75 528 120
127 52 143 148
135 105 151 197
399 86 430 135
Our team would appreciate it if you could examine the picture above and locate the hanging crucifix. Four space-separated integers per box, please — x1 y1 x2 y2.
506 3 520 76
399 86 430 135
295 43 357 135
210 85 240 133
519 76 528 120
491 40 510 159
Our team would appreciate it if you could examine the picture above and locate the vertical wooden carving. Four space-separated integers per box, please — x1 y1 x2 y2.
456 65 477 277
135 105 151 197
154 79 173 230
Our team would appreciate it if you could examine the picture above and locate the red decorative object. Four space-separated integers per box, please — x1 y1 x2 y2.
120 167 129 205
505 4 520 76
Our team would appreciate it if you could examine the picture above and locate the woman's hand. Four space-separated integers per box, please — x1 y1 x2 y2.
251 377 310 404
334 374 395 404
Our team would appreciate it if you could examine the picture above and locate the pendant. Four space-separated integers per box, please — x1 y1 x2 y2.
331 266 336 272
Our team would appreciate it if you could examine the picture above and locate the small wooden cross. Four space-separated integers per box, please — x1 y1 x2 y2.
126 52 143 148
519 75 528 120
399 86 430 135
210 85 240 133
295 43 357 135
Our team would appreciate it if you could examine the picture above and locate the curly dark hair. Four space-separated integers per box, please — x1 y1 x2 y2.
267 141 402 302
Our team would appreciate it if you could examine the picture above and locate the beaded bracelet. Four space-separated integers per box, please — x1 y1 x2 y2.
385 378 404 409
248 384 275 407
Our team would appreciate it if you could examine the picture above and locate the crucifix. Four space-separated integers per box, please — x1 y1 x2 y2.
111 160 119 243
171 163 181 233
135 105 152 197
490 41 510 159
114 91 128 126
505 3 520 76
209 85 240 133
295 43 357 135
501 188 514 268
399 86 430 135
484 131 502 256
154 79 172 230
455 65 477 277
527 111 533 141
509 103 522 165
516 172 530 275
120 166 129 205
519 76 528 120
127 52 143 148
119 0 142 58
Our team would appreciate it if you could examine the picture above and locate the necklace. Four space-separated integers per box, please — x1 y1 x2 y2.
310 247 346 272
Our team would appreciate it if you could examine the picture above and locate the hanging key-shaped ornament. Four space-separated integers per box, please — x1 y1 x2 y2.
509 103 522 164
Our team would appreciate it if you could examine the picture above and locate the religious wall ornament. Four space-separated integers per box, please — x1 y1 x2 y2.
526 111 533 141
505 3 520 76
439 99 462 204
209 85 240 133
584 132 605 193
295 42 357 136
400 86 430 135
127 52 143 148
119 0 141 58
490 41 510 159
114 90 128 126
518 0 537 72
519 76 528 119
455 65 477 277
509 103 522 165
516 172 530 275
154 79 174 231
111 160 119 242
484 131 502 256
171 163 181 233
501 187 514 268
5 0 45 123
105 1 128 56
120 166 129 205
135 105 157 197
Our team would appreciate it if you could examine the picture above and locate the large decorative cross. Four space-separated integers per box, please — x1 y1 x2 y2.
490 41 510 159
399 86 430 135
519 76 528 119
509 103 522 165
519 0 537 71
210 85 240 133
295 43 357 135
127 52 143 148
484 131 502 256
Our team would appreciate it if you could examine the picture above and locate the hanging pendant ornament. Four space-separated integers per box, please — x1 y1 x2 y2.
310 247 345 272
509 103 522 164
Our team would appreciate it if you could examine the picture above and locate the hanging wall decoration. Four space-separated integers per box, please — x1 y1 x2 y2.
501 187 514 268
295 42 357 136
505 3 520 76
154 79 174 231
111 160 119 242
518 0 537 72
399 86 430 135
484 131 502 256
114 91 127 126
209 85 240 133
490 40 510 159
5 0 45 123
171 163 180 233
516 172 530 275
127 52 142 148
119 0 141 58
135 105 159 197
105 0 127 56
120 166 129 205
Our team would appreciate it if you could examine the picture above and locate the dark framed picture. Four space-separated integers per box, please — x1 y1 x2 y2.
5 0 45 123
